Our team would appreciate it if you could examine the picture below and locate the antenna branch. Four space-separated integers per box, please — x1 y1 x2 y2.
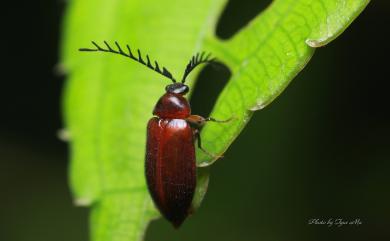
79 41 176 83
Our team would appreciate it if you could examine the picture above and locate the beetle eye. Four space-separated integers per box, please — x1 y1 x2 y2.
181 85 189 95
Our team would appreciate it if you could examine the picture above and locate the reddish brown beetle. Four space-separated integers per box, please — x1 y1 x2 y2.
80 41 230 227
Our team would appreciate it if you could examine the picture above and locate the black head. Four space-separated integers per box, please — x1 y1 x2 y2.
165 83 189 95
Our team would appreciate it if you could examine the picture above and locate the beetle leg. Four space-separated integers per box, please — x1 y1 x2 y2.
204 116 234 123
186 115 233 158
194 129 223 158
186 115 206 128
186 115 234 129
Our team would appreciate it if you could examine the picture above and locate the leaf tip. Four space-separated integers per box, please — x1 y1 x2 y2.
74 197 93 206
249 102 267 111
305 38 328 48
57 128 71 142
54 63 68 76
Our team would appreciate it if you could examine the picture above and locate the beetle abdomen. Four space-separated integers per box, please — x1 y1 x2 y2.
145 117 196 227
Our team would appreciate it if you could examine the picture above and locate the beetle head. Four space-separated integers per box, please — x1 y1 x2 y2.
165 83 189 95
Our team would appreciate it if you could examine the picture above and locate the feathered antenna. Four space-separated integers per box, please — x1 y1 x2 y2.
79 41 176 83
181 52 217 83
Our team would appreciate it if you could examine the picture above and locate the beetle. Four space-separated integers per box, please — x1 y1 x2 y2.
79 41 231 227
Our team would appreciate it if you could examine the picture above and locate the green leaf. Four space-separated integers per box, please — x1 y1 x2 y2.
61 0 369 240
198 0 370 165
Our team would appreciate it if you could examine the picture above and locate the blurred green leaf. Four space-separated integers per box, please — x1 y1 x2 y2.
61 0 369 240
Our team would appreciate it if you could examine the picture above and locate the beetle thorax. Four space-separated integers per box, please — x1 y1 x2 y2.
153 92 191 119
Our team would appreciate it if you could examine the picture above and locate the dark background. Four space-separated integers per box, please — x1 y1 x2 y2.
1 1 389 241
